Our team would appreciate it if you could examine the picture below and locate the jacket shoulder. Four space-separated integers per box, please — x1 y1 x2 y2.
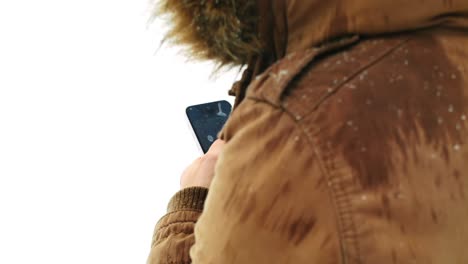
246 36 411 122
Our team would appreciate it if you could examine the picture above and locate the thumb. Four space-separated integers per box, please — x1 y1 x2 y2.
207 139 225 156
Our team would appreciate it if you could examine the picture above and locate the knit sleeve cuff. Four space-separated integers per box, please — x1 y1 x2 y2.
167 187 209 213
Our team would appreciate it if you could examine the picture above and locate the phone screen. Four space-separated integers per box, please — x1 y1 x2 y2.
186 100 232 153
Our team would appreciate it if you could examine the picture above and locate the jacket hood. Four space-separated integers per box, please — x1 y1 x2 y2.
155 0 468 67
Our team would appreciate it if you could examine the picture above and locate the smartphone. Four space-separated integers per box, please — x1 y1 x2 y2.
186 100 232 154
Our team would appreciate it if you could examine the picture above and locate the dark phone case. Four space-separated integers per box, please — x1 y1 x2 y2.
186 100 232 153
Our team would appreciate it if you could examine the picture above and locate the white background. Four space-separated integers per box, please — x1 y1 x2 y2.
0 0 237 263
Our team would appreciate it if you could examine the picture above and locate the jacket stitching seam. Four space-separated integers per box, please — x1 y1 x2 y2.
232 38 415 264
236 98 346 261
244 96 304 122
300 38 416 264
296 121 349 264
244 39 411 123
266 38 412 263
303 37 412 117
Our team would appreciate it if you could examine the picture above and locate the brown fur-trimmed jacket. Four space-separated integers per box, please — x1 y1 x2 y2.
149 1 468 263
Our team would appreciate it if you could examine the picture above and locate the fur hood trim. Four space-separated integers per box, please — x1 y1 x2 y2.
155 0 262 66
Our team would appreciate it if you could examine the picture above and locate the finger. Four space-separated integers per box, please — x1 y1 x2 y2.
207 139 225 155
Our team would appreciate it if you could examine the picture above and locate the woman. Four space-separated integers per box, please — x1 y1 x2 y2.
149 1 468 263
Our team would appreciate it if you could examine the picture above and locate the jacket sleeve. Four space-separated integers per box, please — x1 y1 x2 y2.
147 187 208 264
189 99 334 263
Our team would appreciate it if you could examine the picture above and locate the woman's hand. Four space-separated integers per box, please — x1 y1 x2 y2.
180 140 225 189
